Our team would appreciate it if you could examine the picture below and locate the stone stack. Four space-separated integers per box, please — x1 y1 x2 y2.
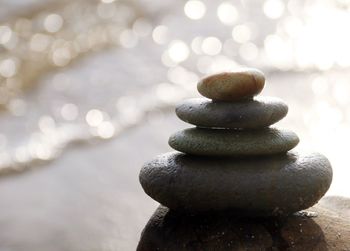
139 69 333 216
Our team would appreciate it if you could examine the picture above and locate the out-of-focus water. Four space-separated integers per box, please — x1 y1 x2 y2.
0 0 349 250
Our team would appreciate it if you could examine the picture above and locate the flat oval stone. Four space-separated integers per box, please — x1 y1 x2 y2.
168 128 299 156
139 152 333 215
176 97 288 129
197 69 265 101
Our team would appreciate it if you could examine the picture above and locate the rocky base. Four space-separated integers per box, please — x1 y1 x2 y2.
137 196 350 251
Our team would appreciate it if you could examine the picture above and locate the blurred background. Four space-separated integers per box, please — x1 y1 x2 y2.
0 0 349 250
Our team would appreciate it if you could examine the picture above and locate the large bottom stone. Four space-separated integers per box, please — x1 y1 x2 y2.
137 196 350 251
139 152 332 215
168 128 299 156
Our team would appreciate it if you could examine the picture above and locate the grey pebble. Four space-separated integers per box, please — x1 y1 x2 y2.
168 127 299 156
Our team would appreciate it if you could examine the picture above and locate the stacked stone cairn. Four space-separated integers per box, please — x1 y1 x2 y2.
140 69 333 216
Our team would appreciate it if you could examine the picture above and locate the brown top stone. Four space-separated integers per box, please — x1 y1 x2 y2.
197 68 265 101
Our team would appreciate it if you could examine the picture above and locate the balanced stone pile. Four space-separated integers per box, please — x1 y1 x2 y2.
140 69 333 216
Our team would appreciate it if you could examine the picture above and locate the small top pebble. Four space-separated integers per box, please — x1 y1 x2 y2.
197 68 265 101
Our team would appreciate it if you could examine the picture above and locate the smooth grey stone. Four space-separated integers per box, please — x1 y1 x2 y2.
168 127 299 156
138 197 350 251
175 97 288 129
139 151 332 215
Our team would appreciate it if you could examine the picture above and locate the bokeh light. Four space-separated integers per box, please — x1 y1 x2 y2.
232 25 251 44
0 58 17 78
167 40 190 63
61 103 79 121
152 25 169 45
97 121 115 139
184 0 206 20
0 26 12 44
263 0 285 19
201 37 222 56
120 29 138 48
44 14 63 33
0 3 349 248
239 42 259 61
86 109 104 127
217 2 238 25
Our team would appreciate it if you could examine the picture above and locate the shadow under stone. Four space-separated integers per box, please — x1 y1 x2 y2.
137 205 328 251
